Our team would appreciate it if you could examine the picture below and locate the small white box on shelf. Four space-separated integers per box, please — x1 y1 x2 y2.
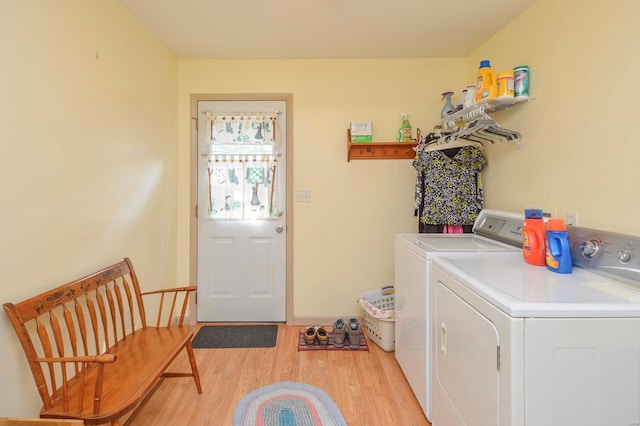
350 121 373 143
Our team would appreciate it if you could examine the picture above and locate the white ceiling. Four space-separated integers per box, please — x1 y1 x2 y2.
117 0 537 59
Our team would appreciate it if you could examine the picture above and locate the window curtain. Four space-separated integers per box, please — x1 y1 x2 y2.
206 156 278 220
204 112 281 220
207 112 280 147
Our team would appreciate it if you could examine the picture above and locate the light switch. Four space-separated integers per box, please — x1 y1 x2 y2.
296 189 311 202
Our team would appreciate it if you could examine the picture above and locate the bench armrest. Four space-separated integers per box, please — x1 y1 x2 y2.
140 286 196 327
34 354 117 414
140 285 196 297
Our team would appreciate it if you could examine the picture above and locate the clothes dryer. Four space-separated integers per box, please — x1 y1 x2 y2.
394 210 523 421
431 227 640 426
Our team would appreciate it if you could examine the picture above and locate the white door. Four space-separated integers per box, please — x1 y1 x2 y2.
196 100 286 322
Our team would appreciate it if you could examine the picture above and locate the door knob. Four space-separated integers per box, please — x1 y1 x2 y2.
275 225 284 233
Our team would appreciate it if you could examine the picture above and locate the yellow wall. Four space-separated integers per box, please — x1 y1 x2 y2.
0 1 178 417
468 0 640 236
177 59 466 321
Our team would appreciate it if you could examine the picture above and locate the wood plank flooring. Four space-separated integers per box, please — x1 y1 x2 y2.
127 324 430 425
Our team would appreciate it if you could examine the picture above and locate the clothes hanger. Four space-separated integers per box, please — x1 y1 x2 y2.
426 137 482 151
425 131 483 151
424 103 524 153
442 117 493 145
459 132 490 145
414 130 439 156
457 112 521 144
480 124 521 143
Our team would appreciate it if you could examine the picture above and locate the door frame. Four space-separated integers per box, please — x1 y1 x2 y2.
189 93 294 324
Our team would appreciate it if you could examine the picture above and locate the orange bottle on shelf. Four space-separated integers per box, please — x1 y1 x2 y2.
522 209 546 266
475 60 498 102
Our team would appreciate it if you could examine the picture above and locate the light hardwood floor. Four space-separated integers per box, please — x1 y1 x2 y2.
127 324 430 425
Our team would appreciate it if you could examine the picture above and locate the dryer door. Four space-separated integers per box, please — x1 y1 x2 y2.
434 282 500 426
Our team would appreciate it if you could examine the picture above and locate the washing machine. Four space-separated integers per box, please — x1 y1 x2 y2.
431 226 640 426
394 209 524 421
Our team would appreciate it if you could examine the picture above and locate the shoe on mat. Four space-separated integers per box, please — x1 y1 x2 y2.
331 319 347 348
347 318 362 349
304 326 317 345
316 326 329 345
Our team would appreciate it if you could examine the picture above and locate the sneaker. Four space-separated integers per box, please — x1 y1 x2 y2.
317 326 329 345
332 319 347 348
304 326 317 345
347 318 362 349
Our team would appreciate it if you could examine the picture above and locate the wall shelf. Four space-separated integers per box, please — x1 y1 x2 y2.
347 129 418 162
437 96 532 129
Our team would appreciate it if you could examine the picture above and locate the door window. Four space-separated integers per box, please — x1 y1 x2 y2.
204 112 280 220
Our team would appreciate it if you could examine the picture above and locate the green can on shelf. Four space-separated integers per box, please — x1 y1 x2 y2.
514 65 530 99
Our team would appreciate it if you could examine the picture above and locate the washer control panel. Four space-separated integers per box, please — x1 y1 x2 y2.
473 210 524 247
569 226 640 285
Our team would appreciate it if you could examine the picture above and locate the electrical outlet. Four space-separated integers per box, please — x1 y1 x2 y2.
566 211 578 226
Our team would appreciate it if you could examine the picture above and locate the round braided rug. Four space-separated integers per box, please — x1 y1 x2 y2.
233 381 347 426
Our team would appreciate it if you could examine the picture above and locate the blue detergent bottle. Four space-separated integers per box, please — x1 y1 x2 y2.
545 218 572 274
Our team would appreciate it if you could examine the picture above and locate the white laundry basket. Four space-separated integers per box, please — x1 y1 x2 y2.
357 286 395 352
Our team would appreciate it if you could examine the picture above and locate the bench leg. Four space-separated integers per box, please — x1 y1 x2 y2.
185 340 202 393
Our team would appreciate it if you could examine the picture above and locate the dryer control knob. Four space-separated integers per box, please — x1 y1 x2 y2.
618 250 632 264
580 240 600 259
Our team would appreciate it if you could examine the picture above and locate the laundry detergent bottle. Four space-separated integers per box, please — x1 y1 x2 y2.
398 113 413 142
475 60 498 102
522 209 546 266
545 218 573 274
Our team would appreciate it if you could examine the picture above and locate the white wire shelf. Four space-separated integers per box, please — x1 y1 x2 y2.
437 96 533 127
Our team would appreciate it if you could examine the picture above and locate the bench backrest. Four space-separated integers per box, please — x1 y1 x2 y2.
3 258 149 410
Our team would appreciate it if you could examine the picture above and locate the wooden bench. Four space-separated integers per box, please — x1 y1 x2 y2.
3 258 202 425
